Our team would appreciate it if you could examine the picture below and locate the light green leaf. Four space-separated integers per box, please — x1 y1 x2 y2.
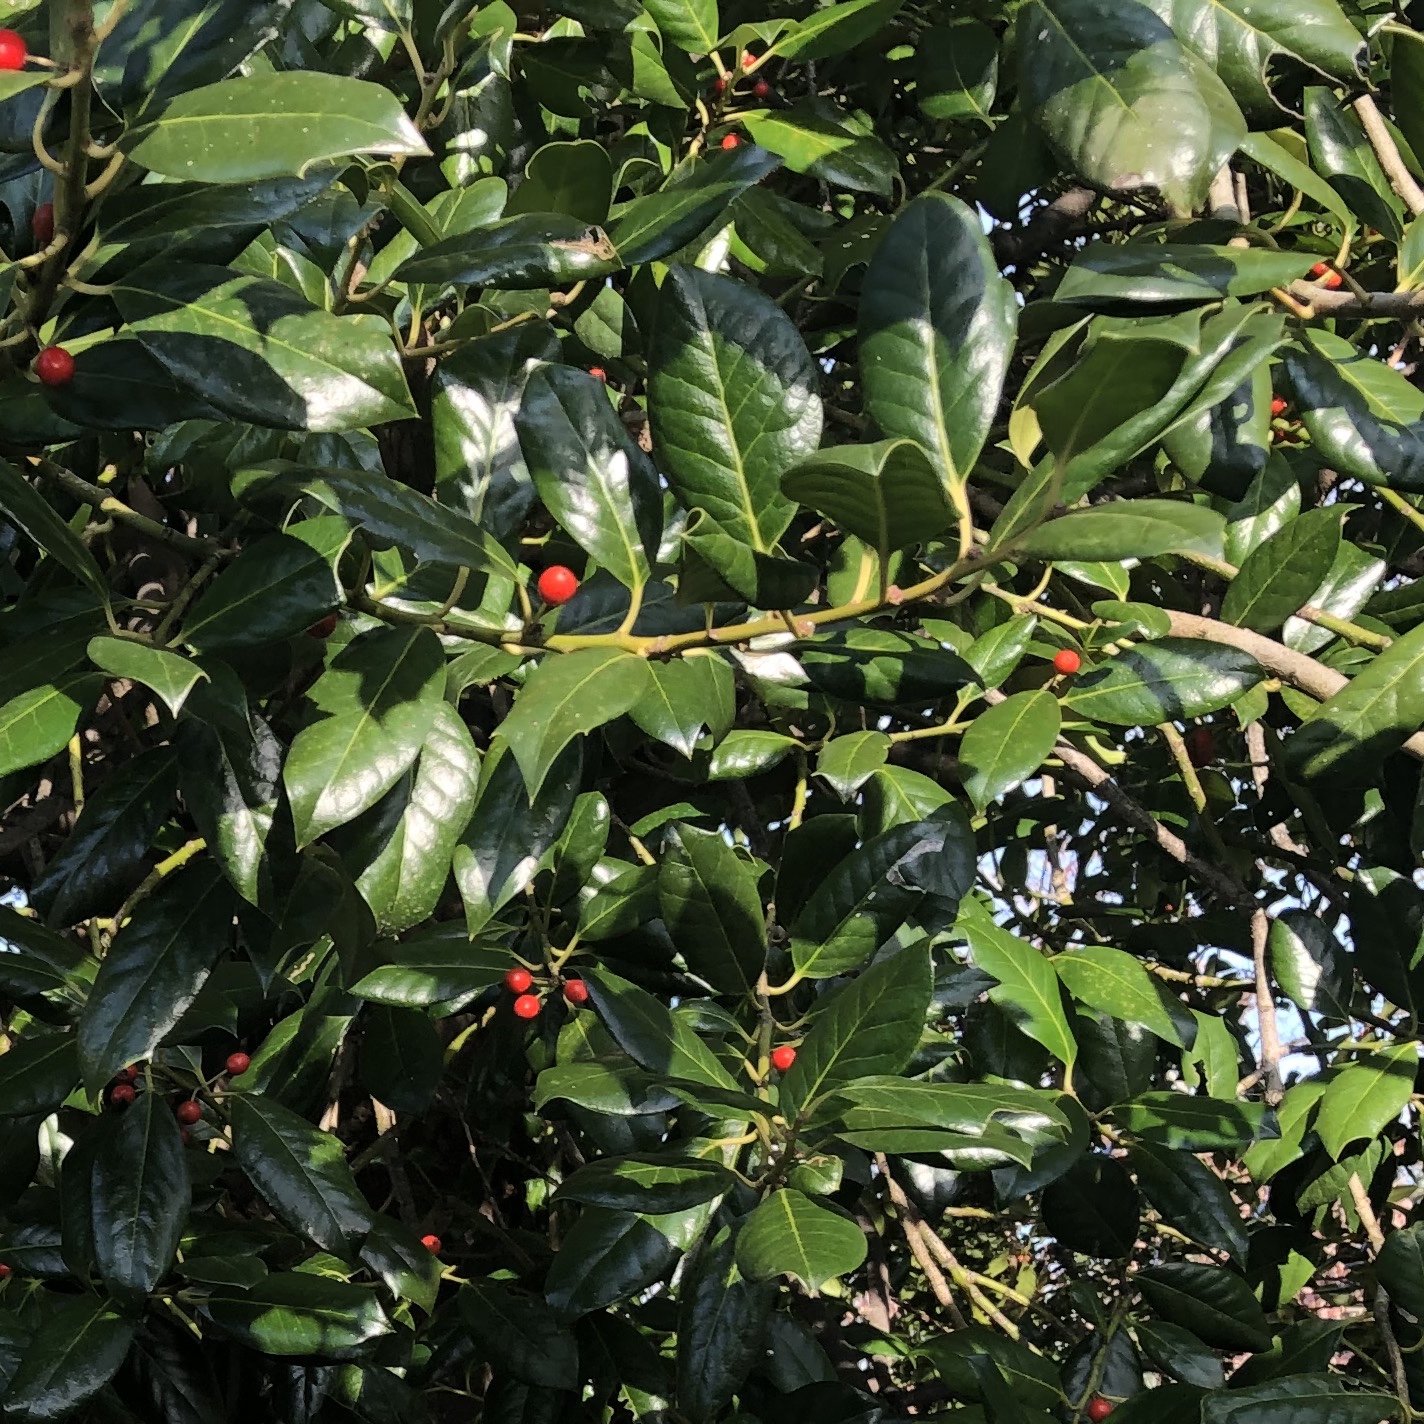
960 691 1061 810
734 1189 867 1288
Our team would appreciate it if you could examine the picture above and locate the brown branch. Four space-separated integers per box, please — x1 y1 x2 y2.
34 460 218 557
1251 907 1284 1106
1164 611 1424 763
991 186 1097 266
1353 96 1424 217
876 1155 968 1329
1349 1172 1413 1411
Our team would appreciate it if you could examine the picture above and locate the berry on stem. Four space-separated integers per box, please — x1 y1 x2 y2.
35 347 74 387
712 75 726 95
307 613 338 639
741 49 755 68
1088 1398 1113 1422
226 1052 251 1076
32 202 53 247
589 366 607 382
1309 261 1329 277
116 1065 139 1084
504 966 533 994
0 1263 10 1280
513 993 541 1020
1323 270 1343 289
176 1100 202 1125
770 1045 796 1072
1053 649 1081 676
753 79 771 99
1185 727 1214 768
537 565 578 605
110 1083 136 1108
720 133 741 150
563 978 589 1006
0 30 26 71
421 1233 442 1254
1270 396 1287 417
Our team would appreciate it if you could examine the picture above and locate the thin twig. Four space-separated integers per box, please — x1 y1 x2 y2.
1251 907 1283 1106
1353 96 1424 216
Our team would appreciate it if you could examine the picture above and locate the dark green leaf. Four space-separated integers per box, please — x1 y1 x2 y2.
1221 509 1342 632
629 654 735 759
1117 1092 1274 1150
202 1276 392 1359
1052 947 1195 1048
734 1189 866 1286
0 1033 80 1118
458 1279 580 1389
658 825 766 995
741 107 897 197
0 1298 134 1423
1313 1041 1417 1158
1057 243 1317 310
556 1156 736 1212
395 212 619 289
1137 1262 1271 1350
1201 1375 1399 1424
1018 500 1225 562
1041 1153 1138 1257
1065 639 1264 726
544 1206 680 1317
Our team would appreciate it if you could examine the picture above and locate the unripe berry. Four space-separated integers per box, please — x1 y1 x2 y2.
421 1233 442 1254
110 1083 136 1108
307 613 339 639
226 1052 251 1076
771 1045 796 1071
176 1100 202 1125
32 202 53 247
504 966 533 994
721 133 742 150
513 993 541 1020
35 346 74 387
563 979 589 1006
537 565 578 605
0 31 27 71
1053 649 1081 676
1088 1398 1113 1422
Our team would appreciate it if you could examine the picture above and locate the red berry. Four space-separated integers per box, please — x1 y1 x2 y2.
712 76 726 95
0 31 27 71
421 1233 442 1254
176 1100 202 1125
589 366 607 383
306 612 338 639
720 133 742 150
32 202 53 246
1185 727 1214 769
1323 270 1343 289
563 979 589 1006
1088 1398 1113 1422
513 993 541 1020
180 1129 191 1146
537 565 578 605
34 346 74 387
110 1083 136 1108
1310 261 1329 277
0 1264 10 1280
226 1052 250 1076
116 1065 139 1083
1270 396 1287 417
504 966 533 994
753 79 771 99
1053 649 1081 676
771 1045 797 1071
741 49 755 69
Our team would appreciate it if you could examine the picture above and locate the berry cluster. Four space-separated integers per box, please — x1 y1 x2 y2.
503 964 588 1020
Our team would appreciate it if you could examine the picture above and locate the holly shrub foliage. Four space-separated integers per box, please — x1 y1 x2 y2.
6 0 1424 1421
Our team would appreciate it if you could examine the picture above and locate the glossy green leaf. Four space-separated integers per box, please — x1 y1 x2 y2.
458 1279 580 1388
1225 456 1301 566
1202 1376 1400 1424
1289 622 1424 779
0 1033 80 1118
557 1156 736 1212
1270 909 1351 1019
734 1189 867 1287
395 212 619 289
1041 1153 1138 1257
1304 86 1403 240
1057 243 1317 310
361 1003 442 1115
782 438 954 553
643 0 717 53
517 365 661 590
544 1206 680 1318
182 518 349 651
202 1275 392 1359
1018 0 1247 214
1116 1092 1274 1151
859 193 1016 496
740 107 896 196
1221 509 1341 632
1065 639 1264 726
500 649 652 800
0 1297 134 1423
772 0 903 59
816 731 890 799
1018 500 1224 561
960 691 1061 810
1130 1141 1248 1261
0 460 108 603
1053 947 1195 1047
780 948 931 1109
349 702 481 934
658 824 766 995
916 18 998 121
283 625 445 848
114 264 415 432
649 265 821 553
677 1226 776 1422
791 810 974 977
506 140 613 224
86 637 207 718
77 863 232 1092
91 1087 190 1301
1314 1041 1418 1158
229 1094 373 1260
959 900 1077 1066
1136 1262 1272 1350
629 653 735 759
124 72 428 183
349 929 511 1007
